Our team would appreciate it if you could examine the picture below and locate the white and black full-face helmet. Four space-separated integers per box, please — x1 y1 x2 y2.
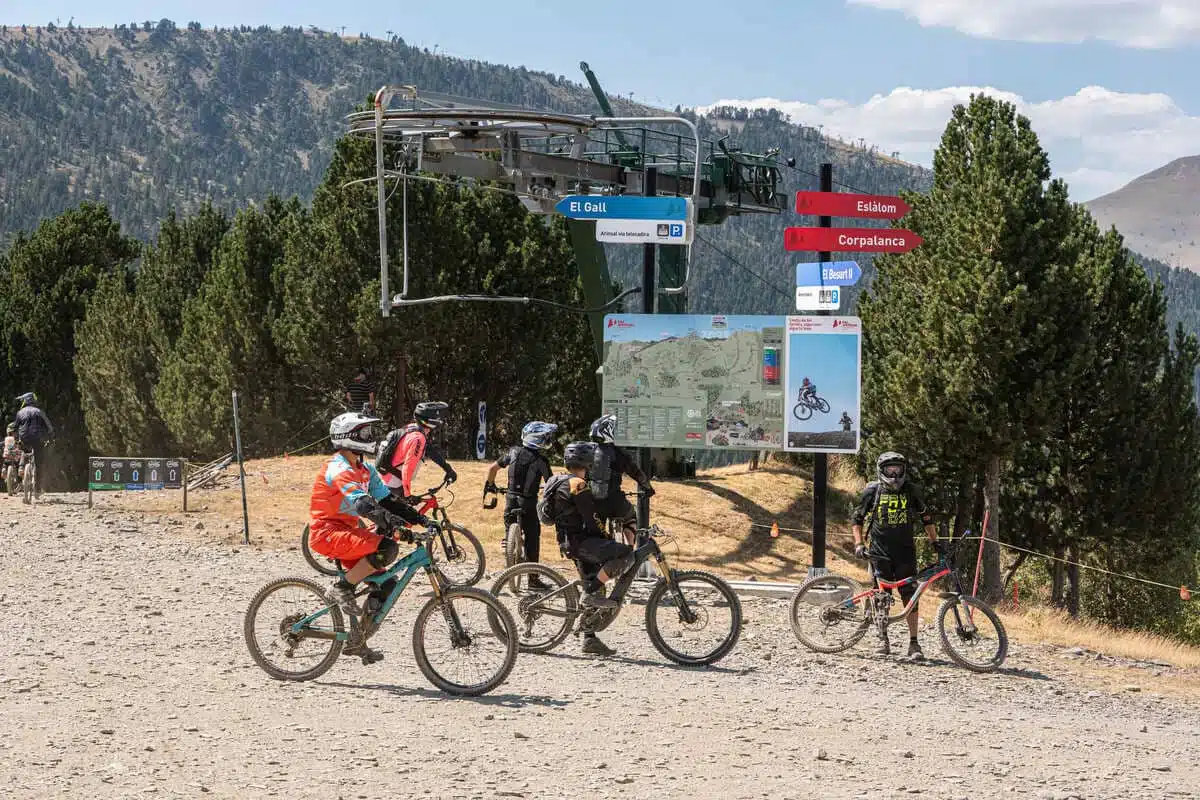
589 414 617 444
877 451 908 491
330 412 381 456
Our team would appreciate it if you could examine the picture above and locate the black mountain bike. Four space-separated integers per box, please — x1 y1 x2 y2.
488 524 742 666
792 389 831 421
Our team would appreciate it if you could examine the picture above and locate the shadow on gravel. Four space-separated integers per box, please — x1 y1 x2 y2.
317 681 571 708
541 650 742 674
835 651 1053 681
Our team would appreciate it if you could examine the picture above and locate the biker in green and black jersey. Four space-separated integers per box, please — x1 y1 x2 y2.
851 451 941 661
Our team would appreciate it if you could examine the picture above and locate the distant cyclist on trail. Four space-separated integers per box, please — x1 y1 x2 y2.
375 402 457 502
484 421 557 587
14 393 53 498
851 451 942 661
310 411 434 665
539 441 637 657
840 411 853 432
588 414 654 545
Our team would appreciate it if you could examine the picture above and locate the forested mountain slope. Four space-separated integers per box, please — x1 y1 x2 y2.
0 22 931 315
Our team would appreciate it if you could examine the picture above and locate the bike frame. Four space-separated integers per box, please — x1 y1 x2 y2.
521 528 686 622
843 555 965 624
291 543 442 642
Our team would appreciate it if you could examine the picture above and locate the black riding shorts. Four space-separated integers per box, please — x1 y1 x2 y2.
595 494 636 528
870 547 918 606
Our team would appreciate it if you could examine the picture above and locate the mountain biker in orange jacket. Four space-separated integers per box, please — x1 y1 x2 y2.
309 411 432 664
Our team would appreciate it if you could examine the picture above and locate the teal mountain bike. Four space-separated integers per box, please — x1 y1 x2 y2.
244 525 519 696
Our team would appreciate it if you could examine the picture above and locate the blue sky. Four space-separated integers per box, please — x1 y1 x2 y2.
5 0 1198 201
786 332 860 434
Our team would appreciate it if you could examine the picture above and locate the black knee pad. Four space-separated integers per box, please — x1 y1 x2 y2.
602 551 636 579
367 537 400 569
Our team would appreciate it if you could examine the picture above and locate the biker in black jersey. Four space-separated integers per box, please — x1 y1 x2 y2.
484 422 557 588
587 414 653 545
851 451 941 661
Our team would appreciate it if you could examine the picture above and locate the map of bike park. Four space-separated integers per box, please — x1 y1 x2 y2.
601 314 861 453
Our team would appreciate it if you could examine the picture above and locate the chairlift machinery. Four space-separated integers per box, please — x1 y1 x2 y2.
344 62 788 354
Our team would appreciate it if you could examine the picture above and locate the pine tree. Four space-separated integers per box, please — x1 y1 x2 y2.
860 95 1079 602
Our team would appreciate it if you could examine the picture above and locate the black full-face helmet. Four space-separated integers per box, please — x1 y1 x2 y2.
877 451 908 491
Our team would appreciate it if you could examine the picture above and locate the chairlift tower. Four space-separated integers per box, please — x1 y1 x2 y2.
344 66 788 356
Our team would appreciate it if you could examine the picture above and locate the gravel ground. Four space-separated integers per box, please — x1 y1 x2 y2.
2 497 1198 800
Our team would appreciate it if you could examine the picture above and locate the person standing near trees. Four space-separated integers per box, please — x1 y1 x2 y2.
345 369 376 415
851 451 942 661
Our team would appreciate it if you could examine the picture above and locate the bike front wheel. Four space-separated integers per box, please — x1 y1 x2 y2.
504 521 524 568
244 576 346 681
412 587 518 696
645 569 742 666
789 573 871 653
430 522 486 587
489 563 578 653
937 595 1008 673
792 403 813 422
300 524 340 577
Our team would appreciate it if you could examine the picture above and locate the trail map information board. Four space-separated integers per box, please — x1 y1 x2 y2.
601 314 860 453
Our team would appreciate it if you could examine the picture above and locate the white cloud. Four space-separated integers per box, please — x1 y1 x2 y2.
848 0 1200 47
697 86 1200 201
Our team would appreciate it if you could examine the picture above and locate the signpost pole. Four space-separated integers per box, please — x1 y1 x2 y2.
232 391 250 545
182 459 189 513
810 163 833 578
637 167 658 533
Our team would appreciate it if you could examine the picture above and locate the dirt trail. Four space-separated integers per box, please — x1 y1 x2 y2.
3 497 1198 799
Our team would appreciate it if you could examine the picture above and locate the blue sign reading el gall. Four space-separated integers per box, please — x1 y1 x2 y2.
796 260 863 288
555 195 689 221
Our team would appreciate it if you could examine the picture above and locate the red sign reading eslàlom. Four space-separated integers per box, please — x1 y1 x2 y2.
794 191 911 220
784 227 923 253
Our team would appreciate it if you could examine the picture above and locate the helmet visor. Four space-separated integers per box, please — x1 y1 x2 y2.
881 463 906 480
349 424 377 444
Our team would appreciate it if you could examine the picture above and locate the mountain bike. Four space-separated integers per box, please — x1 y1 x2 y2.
301 477 485 587
20 448 36 505
488 524 743 666
792 389 831 421
4 453 21 497
788 545 1008 672
481 483 526 570
245 524 519 696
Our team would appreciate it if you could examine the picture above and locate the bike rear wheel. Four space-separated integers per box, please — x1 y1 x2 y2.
412 587 518 696
789 573 871 653
816 398 831 414
22 461 34 504
430 522 485 587
300 524 340 577
244 576 346 681
937 595 1008 673
489 563 578 652
645 569 742 666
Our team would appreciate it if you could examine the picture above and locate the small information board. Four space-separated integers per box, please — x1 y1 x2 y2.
88 456 188 509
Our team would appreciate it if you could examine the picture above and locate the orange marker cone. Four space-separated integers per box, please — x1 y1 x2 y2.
770 522 780 538
1182 586 1192 601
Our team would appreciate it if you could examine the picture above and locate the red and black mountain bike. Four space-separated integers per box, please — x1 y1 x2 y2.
301 477 485 588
